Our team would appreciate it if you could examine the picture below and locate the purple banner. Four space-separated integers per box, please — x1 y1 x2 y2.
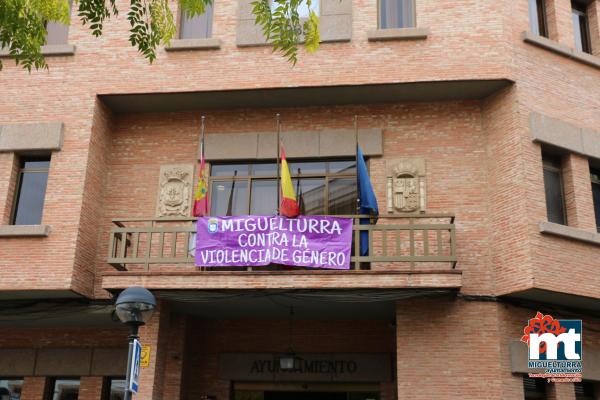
195 215 353 269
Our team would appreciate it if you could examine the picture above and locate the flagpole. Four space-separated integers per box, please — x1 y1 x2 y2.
200 116 205 161
276 113 281 216
354 115 360 215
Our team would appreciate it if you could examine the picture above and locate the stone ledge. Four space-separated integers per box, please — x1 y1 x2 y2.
367 27 429 42
0 44 75 57
530 112 600 159
0 225 51 237
165 38 222 51
522 31 600 70
0 122 64 152
539 221 600 246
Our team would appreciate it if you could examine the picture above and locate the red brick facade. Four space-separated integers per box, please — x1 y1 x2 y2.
1 0 599 398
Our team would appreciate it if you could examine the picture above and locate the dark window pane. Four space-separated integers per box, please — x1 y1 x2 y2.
329 178 357 215
210 180 248 216
529 0 548 37
329 160 356 174
250 180 278 215
575 381 596 400
45 1 71 45
252 163 277 176
49 379 79 400
23 160 50 169
13 170 49 225
107 379 126 400
293 178 325 215
523 377 546 399
180 4 213 39
379 0 415 29
0 379 23 400
592 180 600 232
211 164 249 177
543 167 566 225
289 161 326 175
572 2 591 53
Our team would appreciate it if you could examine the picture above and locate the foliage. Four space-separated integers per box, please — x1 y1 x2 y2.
0 0 320 71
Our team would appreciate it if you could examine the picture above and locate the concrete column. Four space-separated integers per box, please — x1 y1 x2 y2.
136 300 171 400
0 152 17 224
79 377 104 400
562 153 596 232
20 377 46 400
546 0 575 46
588 1 600 56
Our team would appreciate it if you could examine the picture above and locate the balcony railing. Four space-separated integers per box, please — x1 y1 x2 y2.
107 214 457 271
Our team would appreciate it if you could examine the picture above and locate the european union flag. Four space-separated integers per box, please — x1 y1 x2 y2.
357 145 379 256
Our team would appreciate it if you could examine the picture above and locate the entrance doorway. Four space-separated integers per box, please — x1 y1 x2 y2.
234 383 380 400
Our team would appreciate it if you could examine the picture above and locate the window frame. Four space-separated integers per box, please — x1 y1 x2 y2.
529 0 549 37
44 0 72 45
542 153 568 226
572 0 592 54
377 0 417 29
45 377 81 400
10 155 51 226
207 159 358 216
523 376 547 399
178 2 214 39
101 376 126 400
0 377 24 400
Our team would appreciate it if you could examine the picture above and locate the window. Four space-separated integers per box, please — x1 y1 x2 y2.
180 3 214 39
543 153 567 225
11 156 51 225
46 379 80 400
591 167 600 232
523 377 547 399
529 0 548 37
572 1 592 53
575 380 597 400
45 1 72 45
270 0 320 18
379 0 415 29
102 378 126 400
0 378 23 400
209 160 357 216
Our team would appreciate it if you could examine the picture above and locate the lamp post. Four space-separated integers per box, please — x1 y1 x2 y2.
115 287 156 400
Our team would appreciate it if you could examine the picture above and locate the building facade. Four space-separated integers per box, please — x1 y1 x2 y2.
0 0 600 398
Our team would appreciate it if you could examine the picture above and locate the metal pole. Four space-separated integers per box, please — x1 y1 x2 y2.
199 115 205 160
354 115 360 214
124 324 140 400
276 114 281 216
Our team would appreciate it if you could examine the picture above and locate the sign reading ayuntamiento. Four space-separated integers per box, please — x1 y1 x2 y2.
195 215 353 269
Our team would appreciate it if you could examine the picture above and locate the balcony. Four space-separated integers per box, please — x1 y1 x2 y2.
108 214 456 270
102 214 460 291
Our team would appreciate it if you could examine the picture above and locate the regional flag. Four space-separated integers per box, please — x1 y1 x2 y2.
280 147 300 218
193 157 209 217
357 145 379 256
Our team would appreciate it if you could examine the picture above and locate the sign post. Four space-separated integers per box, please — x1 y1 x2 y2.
125 338 142 399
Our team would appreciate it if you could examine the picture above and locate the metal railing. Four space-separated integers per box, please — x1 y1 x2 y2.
107 214 457 271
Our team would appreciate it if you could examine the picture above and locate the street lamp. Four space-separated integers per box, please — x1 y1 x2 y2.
115 286 156 400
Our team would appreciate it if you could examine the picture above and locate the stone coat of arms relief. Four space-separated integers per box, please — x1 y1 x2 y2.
386 158 426 214
155 164 194 217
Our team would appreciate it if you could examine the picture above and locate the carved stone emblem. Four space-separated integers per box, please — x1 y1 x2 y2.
155 164 194 217
386 158 426 214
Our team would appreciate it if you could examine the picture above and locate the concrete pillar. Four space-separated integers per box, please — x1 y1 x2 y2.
136 300 171 400
562 153 596 232
20 377 46 400
546 0 575 46
79 377 104 400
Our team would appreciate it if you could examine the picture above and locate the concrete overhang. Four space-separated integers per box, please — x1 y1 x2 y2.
99 79 513 113
101 270 462 291
503 288 600 315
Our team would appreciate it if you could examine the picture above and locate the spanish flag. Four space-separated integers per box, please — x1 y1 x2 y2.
192 156 209 217
280 147 300 218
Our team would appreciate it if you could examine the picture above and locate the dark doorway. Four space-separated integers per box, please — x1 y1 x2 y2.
265 392 346 400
